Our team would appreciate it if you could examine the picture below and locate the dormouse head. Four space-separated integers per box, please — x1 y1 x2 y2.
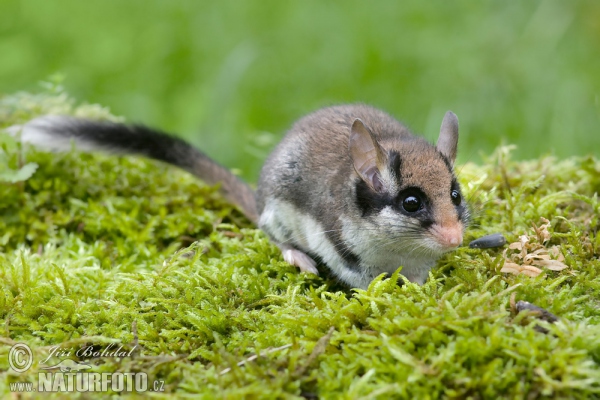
348 112 468 256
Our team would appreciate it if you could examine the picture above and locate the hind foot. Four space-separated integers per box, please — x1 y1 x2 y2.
279 245 319 275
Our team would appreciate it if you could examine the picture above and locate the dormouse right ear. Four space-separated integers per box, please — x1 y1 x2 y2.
349 118 387 192
436 111 459 164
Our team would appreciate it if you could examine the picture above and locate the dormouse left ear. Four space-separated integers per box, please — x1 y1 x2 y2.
349 118 387 192
436 111 459 164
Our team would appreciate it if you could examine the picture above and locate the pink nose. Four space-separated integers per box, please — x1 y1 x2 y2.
433 224 463 249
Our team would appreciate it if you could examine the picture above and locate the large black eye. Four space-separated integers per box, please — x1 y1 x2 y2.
402 195 421 213
451 190 461 206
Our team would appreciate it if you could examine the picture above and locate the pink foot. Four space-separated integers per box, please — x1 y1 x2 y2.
280 245 319 275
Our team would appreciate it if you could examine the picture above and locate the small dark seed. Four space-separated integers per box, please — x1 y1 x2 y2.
469 233 507 249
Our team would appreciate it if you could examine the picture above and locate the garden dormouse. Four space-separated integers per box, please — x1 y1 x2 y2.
10 104 469 289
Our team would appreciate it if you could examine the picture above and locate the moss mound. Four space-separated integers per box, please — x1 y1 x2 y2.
1 89 599 398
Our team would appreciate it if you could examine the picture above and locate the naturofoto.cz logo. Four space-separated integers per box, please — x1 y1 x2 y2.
8 343 165 394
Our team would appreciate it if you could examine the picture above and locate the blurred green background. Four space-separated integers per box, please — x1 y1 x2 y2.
1 0 599 180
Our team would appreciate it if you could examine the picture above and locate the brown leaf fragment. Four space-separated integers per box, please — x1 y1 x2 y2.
549 246 565 261
536 217 550 243
523 252 551 264
501 262 542 277
532 217 551 244
532 248 550 255
534 259 568 271
520 265 543 277
500 262 522 275
500 218 568 279
509 293 517 315
519 235 530 258
508 242 522 250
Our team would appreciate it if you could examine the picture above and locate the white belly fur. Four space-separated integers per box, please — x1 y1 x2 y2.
259 198 370 288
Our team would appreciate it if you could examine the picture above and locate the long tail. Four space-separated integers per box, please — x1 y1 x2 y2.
8 116 258 223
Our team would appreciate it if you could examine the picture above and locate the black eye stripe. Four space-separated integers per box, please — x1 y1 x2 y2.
388 151 402 186
356 173 468 226
354 179 394 217
450 180 464 207
451 189 461 205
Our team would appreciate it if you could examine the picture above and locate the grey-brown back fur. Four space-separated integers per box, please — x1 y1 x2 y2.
261 105 404 211
257 104 458 229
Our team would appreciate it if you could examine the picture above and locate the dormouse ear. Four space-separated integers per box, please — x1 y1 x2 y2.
436 111 459 164
349 118 387 191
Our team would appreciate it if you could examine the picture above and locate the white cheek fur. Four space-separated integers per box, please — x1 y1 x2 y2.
342 206 445 284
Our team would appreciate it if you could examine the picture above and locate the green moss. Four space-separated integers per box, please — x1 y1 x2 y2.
0 89 599 398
